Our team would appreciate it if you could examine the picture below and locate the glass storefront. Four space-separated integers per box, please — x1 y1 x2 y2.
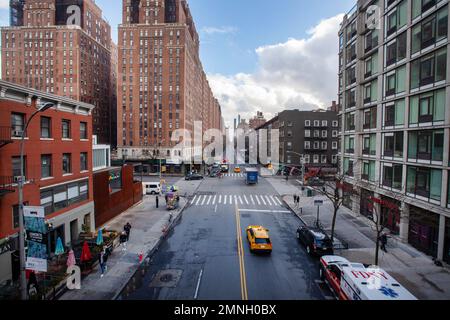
408 206 439 258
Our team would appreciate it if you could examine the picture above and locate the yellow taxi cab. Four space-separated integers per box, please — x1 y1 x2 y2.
246 226 272 254
234 166 241 173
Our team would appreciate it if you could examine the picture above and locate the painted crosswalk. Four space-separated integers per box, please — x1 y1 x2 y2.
221 173 245 178
190 194 284 207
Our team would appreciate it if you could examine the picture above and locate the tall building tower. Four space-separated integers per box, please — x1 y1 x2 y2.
1 0 115 145
117 0 222 172
338 0 450 264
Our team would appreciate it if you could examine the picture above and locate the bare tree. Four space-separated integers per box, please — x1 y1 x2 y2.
308 172 357 243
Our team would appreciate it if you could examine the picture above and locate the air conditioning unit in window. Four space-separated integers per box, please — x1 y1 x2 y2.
13 130 23 137
13 176 23 183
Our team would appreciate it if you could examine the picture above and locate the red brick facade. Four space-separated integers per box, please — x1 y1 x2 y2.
0 80 95 242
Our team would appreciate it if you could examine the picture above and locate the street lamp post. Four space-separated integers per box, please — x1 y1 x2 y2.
18 102 54 300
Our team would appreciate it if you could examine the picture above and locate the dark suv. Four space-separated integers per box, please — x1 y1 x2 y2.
296 226 334 256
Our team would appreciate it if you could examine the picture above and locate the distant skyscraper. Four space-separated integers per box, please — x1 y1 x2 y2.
1 0 115 145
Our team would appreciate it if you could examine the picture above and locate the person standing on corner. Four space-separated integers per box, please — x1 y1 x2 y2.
156 195 159 208
120 231 128 251
124 222 132 241
98 248 106 278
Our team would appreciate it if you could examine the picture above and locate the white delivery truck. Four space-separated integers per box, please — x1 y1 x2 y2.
320 255 417 300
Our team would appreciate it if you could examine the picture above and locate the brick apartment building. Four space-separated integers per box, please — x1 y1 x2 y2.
116 0 223 173
257 109 340 169
338 0 450 264
249 111 267 130
1 0 115 145
0 80 95 284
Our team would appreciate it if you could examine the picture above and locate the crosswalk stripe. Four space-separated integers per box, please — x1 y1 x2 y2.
238 196 243 205
201 195 207 206
270 196 277 206
224 195 227 205
207 195 212 205
243 195 249 205
195 195 202 206
275 196 283 205
255 195 261 205
191 195 197 205
250 195 255 205
213 195 217 205
229 195 233 205
234 195 238 205
265 195 273 206
260 195 267 206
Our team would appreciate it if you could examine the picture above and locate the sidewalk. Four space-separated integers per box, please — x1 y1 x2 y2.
59 195 188 300
266 177 450 300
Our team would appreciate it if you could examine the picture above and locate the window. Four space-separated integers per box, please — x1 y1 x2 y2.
346 66 356 85
41 154 52 178
346 89 356 108
305 130 311 138
304 141 311 149
39 116 52 138
363 107 377 129
385 65 406 96
62 119 71 139
305 120 311 127
80 152 88 171
364 80 378 103
40 180 89 215
332 141 338 149
365 52 379 77
408 130 444 161
345 113 355 131
413 0 446 20
80 122 87 140
383 132 404 157
12 156 26 180
332 121 339 127
386 0 407 36
362 161 376 182
62 153 72 174
345 136 355 153
409 89 445 124
386 32 407 66
346 42 357 63
407 166 442 201
411 47 447 88
362 134 377 156
11 112 25 137
412 6 448 54
384 99 405 127
365 30 379 52
383 164 403 189
344 158 354 176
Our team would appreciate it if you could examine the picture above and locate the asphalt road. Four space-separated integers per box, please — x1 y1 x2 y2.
119 171 329 300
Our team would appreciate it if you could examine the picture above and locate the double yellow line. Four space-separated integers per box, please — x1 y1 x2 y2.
235 204 248 300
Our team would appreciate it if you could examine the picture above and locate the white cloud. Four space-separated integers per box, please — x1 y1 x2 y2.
201 26 238 35
0 0 8 9
207 14 344 127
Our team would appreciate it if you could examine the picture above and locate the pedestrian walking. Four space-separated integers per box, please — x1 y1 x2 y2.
380 233 388 253
156 195 159 208
98 248 106 278
124 222 132 241
293 195 297 206
120 231 128 251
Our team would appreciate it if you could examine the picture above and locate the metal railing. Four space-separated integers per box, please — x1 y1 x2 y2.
0 176 16 195
0 126 13 147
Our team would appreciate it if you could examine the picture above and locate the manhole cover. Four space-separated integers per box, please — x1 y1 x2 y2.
149 269 183 288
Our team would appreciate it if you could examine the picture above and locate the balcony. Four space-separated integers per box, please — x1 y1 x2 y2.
0 127 13 149
0 176 15 197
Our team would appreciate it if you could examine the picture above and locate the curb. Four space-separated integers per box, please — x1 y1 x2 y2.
111 199 189 300
281 195 308 226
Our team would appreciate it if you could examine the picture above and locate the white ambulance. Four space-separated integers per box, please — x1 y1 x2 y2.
319 255 417 300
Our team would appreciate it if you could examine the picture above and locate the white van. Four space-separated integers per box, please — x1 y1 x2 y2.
142 182 161 195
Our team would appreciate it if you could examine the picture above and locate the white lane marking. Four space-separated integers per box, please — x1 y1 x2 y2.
207 195 212 205
255 195 261 205
260 195 267 206
243 195 249 205
239 209 291 213
215 204 218 213
218 195 222 204
275 196 283 205
234 195 238 205
191 195 197 205
238 195 243 205
250 195 255 205
265 195 273 206
229 195 233 205
195 195 202 206
224 195 227 205
201 195 207 206
212 195 217 205
194 269 203 300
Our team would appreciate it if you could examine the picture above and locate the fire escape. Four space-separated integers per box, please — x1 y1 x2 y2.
0 126 15 196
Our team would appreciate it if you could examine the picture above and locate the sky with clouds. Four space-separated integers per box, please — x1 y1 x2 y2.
0 0 356 126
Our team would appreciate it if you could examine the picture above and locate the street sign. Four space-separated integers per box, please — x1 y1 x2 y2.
314 200 324 206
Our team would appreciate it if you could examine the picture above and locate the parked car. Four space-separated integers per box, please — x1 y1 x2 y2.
185 173 204 181
296 226 334 256
234 166 241 173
